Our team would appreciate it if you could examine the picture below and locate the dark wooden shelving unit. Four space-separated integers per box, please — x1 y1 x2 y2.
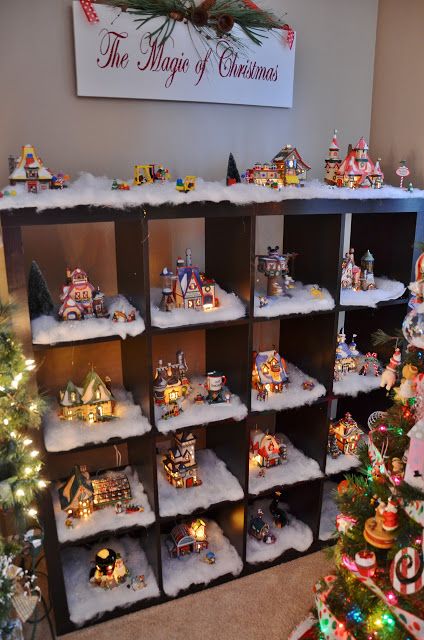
1 196 423 635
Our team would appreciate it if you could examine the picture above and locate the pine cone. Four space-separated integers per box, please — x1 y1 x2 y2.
217 13 234 32
169 10 184 21
191 7 209 26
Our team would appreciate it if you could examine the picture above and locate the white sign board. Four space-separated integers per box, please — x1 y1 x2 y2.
72 2 296 107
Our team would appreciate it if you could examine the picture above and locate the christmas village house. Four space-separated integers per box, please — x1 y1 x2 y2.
166 520 208 558
9 144 53 193
162 431 202 489
153 351 190 407
330 413 364 455
59 370 115 423
159 249 217 312
334 329 361 379
404 419 424 491
58 267 108 321
250 430 287 468
58 465 132 518
325 132 384 189
252 350 289 396
246 145 311 188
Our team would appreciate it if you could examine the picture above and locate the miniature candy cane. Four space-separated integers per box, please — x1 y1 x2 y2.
390 546 424 595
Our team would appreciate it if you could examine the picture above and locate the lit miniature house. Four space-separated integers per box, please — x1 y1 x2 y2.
334 329 361 380
58 465 94 518
250 429 287 468
404 419 424 491
59 369 115 422
245 145 310 188
325 134 384 189
252 350 289 398
90 548 128 588
256 246 295 297
58 267 108 321
162 431 202 489
330 413 364 455
341 249 361 290
9 144 53 193
59 465 132 518
159 249 217 312
249 508 275 543
166 521 209 558
153 351 190 407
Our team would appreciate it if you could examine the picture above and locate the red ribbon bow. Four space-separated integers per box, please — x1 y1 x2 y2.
80 0 99 23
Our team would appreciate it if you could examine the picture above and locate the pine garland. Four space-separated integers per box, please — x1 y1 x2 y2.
105 0 286 47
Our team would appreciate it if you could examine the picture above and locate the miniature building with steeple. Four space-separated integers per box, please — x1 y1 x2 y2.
360 250 377 290
324 130 341 184
162 431 202 488
59 370 115 422
328 135 384 188
334 330 361 379
9 144 53 193
169 249 216 311
252 350 289 395
153 351 190 406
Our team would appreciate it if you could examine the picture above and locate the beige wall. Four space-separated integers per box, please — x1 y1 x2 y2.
0 0 378 185
371 0 424 188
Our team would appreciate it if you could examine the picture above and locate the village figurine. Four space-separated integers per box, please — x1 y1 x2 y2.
159 249 218 313
128 575 146 591
8 144 69 193
244 144 311 188
310 284 324 299
90 548 128 588
58 267 109 321
162 431 202 489
334 329 361 381
249 508 276 544
380 347 402 391
258 295 268 308
58 369 115 423
166 520 208 558
256 246 297 297
341 248 378 292
395 160 410 189
364 501 398 549
204 371 231 404
111 178 130 191
153 351 190 418
133 164 170 185
112 308 136 322
327 431 341 459
203 551 216 564
324 132 384 189
176 176 196 192
270 490 289 528
250 429 287 468
58 465 132 519
302 380 315 391
115 501 124 515
329 413 364 455
252 350 289 401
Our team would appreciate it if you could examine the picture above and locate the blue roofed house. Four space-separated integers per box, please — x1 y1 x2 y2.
170 249 216 311
252 350 289 396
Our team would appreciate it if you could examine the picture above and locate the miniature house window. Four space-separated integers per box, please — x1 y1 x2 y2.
97 406 103 417
169 390 179 401
88 412 95 423
189 283 197 290
75 292 81 300
188 300 194 308
195 299 202 307
70 391 76 402
204 286 211 293
83 291 89 299
95 389 101 400
262 365 269 374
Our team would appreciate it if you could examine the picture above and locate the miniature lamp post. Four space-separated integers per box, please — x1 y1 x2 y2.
396 160 410 189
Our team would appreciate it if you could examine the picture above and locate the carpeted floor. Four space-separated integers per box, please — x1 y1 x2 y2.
29 550 332 640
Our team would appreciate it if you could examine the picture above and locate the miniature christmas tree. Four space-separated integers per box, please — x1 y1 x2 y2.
226 153 241 186
27 260 54 319
291 260 424 640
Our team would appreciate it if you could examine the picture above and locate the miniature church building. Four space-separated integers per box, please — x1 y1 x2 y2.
160 249 217 312
360 250 377 290
404 419 424 491
153 351 190 406
162 431 202 489
59 369 115 422
330 413 363 455
250 429 287 468
58 465 94 518
58 267 108 321
9 144 53 193
325 133 384 189
334 329 361 380
252 350 289 397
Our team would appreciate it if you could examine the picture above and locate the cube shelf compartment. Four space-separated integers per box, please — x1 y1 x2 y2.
1 196 422 634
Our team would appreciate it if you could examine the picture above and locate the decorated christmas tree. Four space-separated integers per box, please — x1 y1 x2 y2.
0 305 46 635
27 260 54 320
291 251 424 640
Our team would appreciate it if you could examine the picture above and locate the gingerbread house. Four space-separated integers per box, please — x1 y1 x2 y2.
252 350 289 395
58 267 108 321
250 430 287 468
9 144 53 193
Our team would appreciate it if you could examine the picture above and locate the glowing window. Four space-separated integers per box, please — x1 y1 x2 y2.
188 300 194 308
169 390 179 401
189 283 197 290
